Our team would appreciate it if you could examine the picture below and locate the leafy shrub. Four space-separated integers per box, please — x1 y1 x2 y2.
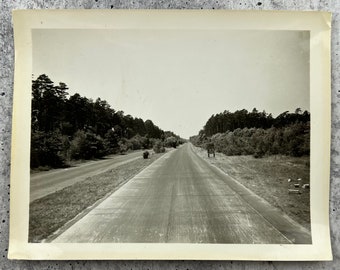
196 123 310 158
143 151 150 159
31 130 68 168
118 139 128 154
70 130 105 159
153 140 165 153
164 136 178 148
129 135 142 150
127 135 150 150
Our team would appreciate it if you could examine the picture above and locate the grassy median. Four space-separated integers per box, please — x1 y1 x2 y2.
29 152 163 242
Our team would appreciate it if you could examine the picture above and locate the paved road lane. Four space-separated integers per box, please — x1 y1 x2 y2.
52 143 311 244
30 151 143 202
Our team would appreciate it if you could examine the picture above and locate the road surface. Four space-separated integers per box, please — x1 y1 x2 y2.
30 151 143 202
51 143 311 244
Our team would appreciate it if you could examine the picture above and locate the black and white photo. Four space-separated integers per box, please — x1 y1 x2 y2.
9 10 332 260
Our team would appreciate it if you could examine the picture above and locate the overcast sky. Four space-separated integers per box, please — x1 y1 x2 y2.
33 29 309 139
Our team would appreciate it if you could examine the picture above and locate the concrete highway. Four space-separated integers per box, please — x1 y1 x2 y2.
30 151 143 202
52 143 311 244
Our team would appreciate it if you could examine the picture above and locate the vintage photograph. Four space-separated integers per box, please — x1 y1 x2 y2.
29 28 311 244
9 10 332 260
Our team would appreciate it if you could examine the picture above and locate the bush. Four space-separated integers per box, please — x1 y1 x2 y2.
253 146 265 158
127 135 149 150
30 130 68 168
70 130 105 159
282 123 309 157
153 140 165 153
164 136 178 148
118 139 128 154
143 151 150 159
204 123 310 158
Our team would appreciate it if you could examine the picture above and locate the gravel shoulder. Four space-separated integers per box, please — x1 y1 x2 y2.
192 146 311 231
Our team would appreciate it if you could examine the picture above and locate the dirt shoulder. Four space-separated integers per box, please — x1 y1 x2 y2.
29 151 164 242
192 146 311 231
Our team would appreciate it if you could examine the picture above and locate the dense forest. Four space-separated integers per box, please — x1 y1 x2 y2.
190 108 310 158
31 74 183 169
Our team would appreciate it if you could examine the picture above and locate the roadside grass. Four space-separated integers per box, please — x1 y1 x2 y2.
193 146 310 230
29 152 163 242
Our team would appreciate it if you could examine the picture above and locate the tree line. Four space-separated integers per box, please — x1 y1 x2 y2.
190 108 310 158
31 74 183 169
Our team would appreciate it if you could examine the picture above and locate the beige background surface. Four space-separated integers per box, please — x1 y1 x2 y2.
1 0 340 269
